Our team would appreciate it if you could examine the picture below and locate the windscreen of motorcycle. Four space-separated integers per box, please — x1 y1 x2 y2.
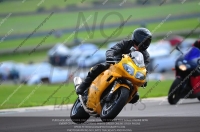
184 47 200 61
130 51 145 68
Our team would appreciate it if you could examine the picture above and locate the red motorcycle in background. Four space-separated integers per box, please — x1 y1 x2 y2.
168 47 200 105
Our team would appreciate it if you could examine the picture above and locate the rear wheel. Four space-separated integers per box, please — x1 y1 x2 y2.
70 98 90 124
100 87 129 122
168 78 181 105
197 97 200 101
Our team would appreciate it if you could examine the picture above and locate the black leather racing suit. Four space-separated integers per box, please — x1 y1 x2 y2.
106 39 150 66
193 40 200 49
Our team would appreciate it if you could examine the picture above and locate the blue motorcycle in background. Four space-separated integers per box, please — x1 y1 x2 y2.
168 47 200 105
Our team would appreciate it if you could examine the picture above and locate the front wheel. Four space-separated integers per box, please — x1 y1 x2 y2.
70 98 90 124
168 78 181 105
197 97 200 101
100 87 129 122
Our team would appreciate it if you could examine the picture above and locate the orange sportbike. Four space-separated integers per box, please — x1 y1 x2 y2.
70 50 147 123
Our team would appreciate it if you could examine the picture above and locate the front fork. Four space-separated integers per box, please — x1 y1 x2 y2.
106 80 131 102
106 81 118 102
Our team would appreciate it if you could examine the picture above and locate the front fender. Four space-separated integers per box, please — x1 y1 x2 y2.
113 83 138 104
113 83 130 92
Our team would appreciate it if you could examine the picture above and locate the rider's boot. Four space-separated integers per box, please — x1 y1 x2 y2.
76 77 93 95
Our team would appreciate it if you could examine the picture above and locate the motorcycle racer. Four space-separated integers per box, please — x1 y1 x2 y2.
76 27 152 104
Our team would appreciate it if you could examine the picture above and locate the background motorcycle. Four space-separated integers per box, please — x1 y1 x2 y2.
168 47 200 105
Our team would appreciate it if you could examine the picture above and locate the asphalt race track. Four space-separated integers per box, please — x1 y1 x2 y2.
0 98 200 132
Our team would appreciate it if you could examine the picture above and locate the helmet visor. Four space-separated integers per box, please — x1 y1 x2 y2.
137 37 151 51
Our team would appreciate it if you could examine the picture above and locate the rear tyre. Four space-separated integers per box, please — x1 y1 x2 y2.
168 78 181 105
70 98 90 124
100 87 129 122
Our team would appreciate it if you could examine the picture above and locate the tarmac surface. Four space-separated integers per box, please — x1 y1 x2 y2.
0 97 200 132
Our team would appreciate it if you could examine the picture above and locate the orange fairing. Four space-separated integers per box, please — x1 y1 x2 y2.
86 54 147 114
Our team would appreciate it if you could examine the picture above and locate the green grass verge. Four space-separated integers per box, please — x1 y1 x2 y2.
0 80 172 109
139 80 172 98
0 1 199 36
0 0 96 14
0 83 75 109
0 18 199 50
0 0 137 14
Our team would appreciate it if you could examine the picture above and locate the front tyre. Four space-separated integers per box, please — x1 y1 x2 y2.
100 87 129 122
168 78 181 105
197 97 200 101
70 98 90 124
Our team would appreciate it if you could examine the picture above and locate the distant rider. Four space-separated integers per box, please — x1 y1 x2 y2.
193 39 200 49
